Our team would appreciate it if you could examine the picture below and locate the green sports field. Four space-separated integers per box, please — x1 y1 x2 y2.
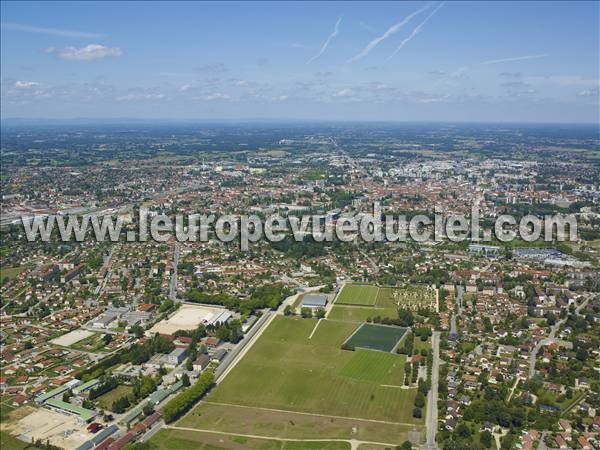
178 316 424 445
343 323 407 352
335 284 379 306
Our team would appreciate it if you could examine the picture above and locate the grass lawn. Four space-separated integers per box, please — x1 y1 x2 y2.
339 349 406 384
0 266 26 280
343 323 407 353
70 333 107 353
96 385 134 411
0 431 28 450
180 316 423 445
328 305 398 323
150 428 351 450
335 284 379 306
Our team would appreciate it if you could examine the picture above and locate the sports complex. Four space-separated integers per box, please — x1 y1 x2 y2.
152 283 435 448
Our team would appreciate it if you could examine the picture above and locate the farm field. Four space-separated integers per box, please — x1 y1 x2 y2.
179 316 424 445
343 323 407 352
151 428 351 450
335 284 379 306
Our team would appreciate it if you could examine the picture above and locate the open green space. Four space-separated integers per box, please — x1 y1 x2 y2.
150 428 351 450
179 316 423 444
96 384 134 410
335 284 379 306
339 348 406 384
70 333 107 353
327 305 398 323
0 431 28 450
0 266 26 281
343 323 407 353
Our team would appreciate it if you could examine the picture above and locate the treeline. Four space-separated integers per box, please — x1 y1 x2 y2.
162 370 215 423
184 283 291 315
78 334 175 381
89 377 118 400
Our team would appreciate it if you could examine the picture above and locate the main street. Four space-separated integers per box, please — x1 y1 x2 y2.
422 331 440 450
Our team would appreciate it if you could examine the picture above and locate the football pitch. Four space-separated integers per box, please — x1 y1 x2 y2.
335 284 379 306
343 323 407 352
177 316 424 445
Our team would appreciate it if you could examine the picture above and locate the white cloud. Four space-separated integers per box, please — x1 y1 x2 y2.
480 53 548 65
1 22 103 39
577 87 599 98
14 81 40 89
334 89 354 98
47 44 123 61
198 93 231 101
348 3 431 62
116 93 165 101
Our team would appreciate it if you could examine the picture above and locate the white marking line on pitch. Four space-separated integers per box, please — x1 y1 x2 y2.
308 318 322 339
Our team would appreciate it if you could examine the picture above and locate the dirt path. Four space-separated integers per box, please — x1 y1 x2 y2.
165 425 402 449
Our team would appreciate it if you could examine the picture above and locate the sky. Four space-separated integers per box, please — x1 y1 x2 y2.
1 1 599 123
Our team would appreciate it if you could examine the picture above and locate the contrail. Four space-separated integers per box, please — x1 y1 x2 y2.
307 18 342 64
480 53 549 65
388 2 445 60
348 3 432 63
1 22 103 39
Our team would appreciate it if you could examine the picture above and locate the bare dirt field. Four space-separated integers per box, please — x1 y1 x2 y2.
50 329 95 347
9 408 90 449
149 303 225 335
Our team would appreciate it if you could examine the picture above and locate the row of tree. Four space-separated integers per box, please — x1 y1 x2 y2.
162 370 215 423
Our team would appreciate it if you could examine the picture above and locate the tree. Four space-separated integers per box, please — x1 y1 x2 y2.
300 307 313 318
315 308 326 319
102 333 113 345
142 402 154 417
284 305 293 316
181 373 190 387
414 392 425 408
456 423 471 439
400 441 412 450
412 407 422 418
185 359 193 371
129 324 145 338
480 430 492 449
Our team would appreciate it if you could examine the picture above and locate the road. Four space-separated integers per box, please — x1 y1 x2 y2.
422 331 440 450
169 243 180 302
529 297 589 378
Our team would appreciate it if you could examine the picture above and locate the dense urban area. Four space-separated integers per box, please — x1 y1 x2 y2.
0 122 599 450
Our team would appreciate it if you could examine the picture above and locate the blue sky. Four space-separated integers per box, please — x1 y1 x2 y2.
1 1 598 122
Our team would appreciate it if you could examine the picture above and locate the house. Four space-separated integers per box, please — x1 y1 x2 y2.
192 354 211 372
554 435 568 449
558 419 571 433
166 348 186 367
577 436 591 450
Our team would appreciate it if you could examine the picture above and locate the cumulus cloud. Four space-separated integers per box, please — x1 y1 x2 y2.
46 44 123 61
334 89 354 98
577 87 599 98
116 93 165 101
14 80 40 89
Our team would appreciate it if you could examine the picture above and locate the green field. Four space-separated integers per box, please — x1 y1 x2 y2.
0 431 28 450
327 305 398 323
343 323 407 353
335 284 379 306
97 385 134 411
0 266 26 281
339 349 406 384
178 316 423 444
151 428 351 450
